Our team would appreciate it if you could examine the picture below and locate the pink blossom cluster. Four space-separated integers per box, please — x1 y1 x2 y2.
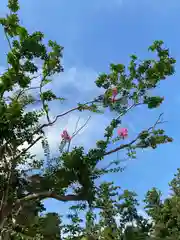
61 130 71 141
117 128 128 138
112 87 118 103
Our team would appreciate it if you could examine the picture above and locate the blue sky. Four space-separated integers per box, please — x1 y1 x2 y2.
1 0 180 222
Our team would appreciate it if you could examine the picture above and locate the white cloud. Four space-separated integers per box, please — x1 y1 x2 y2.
12 65 110 161
137 209 149 220
53 67 99 92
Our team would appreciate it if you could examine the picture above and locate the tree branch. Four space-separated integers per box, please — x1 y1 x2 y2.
66 116 91 152
72 116 91 139
74 116 81 133
13 136 42 162
0 191 86 229
104 113 165 157
45 100 94 127
29 74 42 81
15 85 41 101
104 136 140 157
15 192 84 204
116 102 142 120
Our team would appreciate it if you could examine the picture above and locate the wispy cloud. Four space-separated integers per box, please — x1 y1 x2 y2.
4 64 110 159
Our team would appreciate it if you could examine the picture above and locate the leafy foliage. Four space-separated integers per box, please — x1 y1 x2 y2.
62 170 180 239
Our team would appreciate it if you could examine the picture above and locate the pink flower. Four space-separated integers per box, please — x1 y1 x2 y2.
112 87 118 97
61 130 71 141
111 87 118 103
118 128 128 138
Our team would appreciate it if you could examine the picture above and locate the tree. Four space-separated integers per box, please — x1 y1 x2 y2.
144 168 180 240
0 0 175 238
10 212 62 239
65 169 180 239
62 182 152 240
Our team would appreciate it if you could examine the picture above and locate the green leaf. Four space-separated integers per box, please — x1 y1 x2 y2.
40 90 57 101
56 97 65 101
144 96 164 109
41 78 52 87
7 0 20 12
16 26 28 39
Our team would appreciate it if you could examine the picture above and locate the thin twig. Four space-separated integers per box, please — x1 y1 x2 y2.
102 157 129 171
147 113 165 131
72 116 91 138
73 116 81 134
15 86 41 101
115 103 142 120
66 116 91 152
29 74 42 80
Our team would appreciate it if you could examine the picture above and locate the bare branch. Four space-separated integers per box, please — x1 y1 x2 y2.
116 102 142 120
147 113 165 131
72 116 91 138
29 74 42 81
15 86 41 102
102 157 128 171
73 116 81 134
49 100 94 127
66 116 91 152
